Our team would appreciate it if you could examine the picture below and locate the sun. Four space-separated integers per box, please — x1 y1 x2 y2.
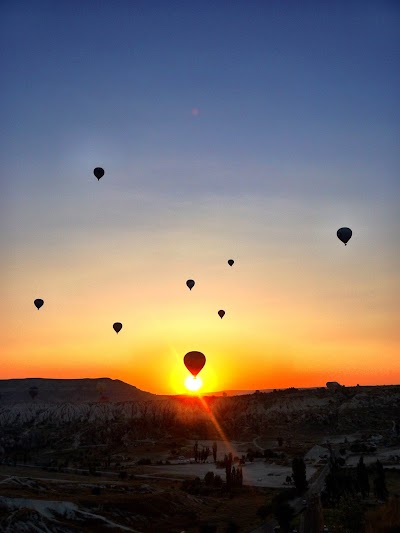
185 375 203 393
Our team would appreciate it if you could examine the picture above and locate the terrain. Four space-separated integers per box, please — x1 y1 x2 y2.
0 378 154 404
1 380 400 532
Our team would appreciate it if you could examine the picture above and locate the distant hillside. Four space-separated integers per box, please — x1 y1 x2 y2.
0 378 154 404
202 389 273 396
0 383 398 436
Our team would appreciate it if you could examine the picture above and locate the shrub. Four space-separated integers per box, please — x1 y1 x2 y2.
181 477 202 495
225 522 239 533
257 505 271 520
199 522 217 533
264 449 277 459
136 457 152 465
272 488 297 506
213 475 223 488
204 471 215 485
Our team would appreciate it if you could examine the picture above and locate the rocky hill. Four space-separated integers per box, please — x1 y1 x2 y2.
0 383 399 442
0 378 154 404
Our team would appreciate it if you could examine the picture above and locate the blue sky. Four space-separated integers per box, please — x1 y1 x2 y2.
1 1 399 392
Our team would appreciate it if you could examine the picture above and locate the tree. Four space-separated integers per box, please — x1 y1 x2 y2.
292 457 308 494
237 466 243 487
200 446 211 463
225 453 233 486
212 441 218 463
225 454 243 488
303 494 324 533
373 460 388 501
333 495 365 532
356 456 370 498
324 458 356 504
274 502 294 531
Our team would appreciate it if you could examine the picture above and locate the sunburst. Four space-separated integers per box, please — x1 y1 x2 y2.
185 375 202 392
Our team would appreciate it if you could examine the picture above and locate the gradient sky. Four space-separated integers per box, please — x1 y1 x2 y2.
1 1 399 394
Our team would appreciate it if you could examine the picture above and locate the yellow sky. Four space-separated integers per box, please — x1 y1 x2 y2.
1 193 399 394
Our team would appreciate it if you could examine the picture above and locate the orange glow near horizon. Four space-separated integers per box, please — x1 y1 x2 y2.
1 197 399 394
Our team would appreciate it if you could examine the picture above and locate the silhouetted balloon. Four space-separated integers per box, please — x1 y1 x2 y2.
227 259 234 266
184 351 206 377
34 299 44 310
113 322 122 334
337 227 352 245
186 279 195 291
93 167 104 180
218 310 225 319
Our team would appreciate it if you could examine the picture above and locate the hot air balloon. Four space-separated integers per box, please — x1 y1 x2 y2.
227 259 234 266
93 167 104 180
218 310 225 319
184 351 206 377
337 227 352 246
34 299 44 310
113 322 122 334
186 279 195 291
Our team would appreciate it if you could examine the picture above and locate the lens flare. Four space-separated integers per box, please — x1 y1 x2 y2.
185 375 202 392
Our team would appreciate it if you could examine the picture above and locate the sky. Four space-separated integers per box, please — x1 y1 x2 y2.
1 1 399 395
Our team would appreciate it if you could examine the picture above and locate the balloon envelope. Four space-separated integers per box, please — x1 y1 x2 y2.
34 299 44 310
184 351 206 377
228 259 234 266
337 227 352 245
93 167 104 180
113 322 122 334
186 279 195 290
218 310 225 319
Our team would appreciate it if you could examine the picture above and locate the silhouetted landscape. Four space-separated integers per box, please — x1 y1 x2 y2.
1 378 400 531
2 0 399 531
